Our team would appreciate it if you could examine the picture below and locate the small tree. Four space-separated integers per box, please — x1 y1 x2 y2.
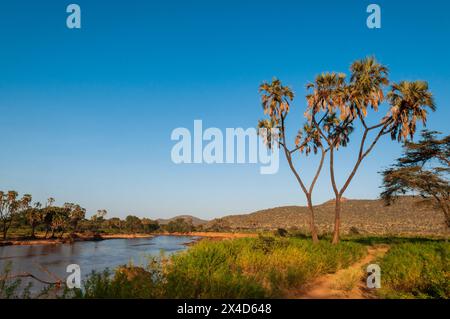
25 202 44 238
90 209 108 234
64 203 86 234
44 206 70 238
141 218 160 233
381 130 449 229
107 217 123 231
125 215 143 233
166 218 194 233
0 191 31 240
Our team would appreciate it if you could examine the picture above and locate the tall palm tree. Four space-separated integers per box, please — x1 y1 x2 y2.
387 81 436 141
326 57 389 244
26 202 43 238
305 57 421 244
349 56 389 118
259 79 323 242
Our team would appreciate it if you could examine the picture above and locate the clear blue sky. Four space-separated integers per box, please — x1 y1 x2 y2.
0 0 449 219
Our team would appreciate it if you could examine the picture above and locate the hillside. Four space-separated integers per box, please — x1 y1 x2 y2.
205 197 447 236
157 215 208 227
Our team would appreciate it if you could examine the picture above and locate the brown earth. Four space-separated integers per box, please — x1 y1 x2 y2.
286 246 389 299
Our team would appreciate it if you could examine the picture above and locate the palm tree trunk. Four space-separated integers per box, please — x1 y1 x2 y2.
332 196 341 244
31 224 36 238
307 195 319 243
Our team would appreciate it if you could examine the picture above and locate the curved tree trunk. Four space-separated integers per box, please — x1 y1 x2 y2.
307 195 319 243
332 196 341 244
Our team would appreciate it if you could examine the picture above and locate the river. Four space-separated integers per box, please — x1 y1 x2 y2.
0 235 196 293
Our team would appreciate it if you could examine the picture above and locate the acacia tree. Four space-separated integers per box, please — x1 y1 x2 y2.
0 191 31 240
258 79 328 242
381 130 449 229
304 57 435 243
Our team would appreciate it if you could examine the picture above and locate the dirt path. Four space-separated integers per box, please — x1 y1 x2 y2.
286 246 389 299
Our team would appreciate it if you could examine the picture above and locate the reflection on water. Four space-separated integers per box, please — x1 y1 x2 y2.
0 235 196 291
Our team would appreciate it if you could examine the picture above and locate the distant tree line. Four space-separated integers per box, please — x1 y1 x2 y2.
0 194 199 240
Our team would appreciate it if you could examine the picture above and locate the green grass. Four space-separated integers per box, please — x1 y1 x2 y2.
376 241 449 299
66 236 365 299
162 236 365 298
4 235 448 299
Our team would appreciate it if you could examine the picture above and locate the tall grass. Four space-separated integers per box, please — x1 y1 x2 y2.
377 242 449 299
164 236 365 298
68 236 365 299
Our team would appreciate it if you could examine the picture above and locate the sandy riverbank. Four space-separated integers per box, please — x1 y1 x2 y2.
0 232 257 247
0 233 154 247
157 231 258 239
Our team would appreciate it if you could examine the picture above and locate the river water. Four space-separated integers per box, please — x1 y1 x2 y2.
0 235 196 293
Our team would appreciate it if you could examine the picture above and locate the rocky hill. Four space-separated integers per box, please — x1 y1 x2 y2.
204 197 447 236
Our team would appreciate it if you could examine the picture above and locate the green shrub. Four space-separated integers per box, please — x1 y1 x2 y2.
0 262 32 299
69 257 166 299
377 242 449 299
164 237 365 298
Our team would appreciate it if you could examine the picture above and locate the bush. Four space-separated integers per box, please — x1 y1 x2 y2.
165 218 194 233
275 228 288 237
0 263 32 299
70 257 166 299
377 242 449 299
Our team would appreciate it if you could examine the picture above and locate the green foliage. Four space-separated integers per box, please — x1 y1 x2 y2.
3 237 449 299
275 228 288 237
164 237 365 298
55 237 364 299
70 260 166 299
0 192 161 240
0 262 32 299
377 242 449 299
381 130 449 228
165 218 194 233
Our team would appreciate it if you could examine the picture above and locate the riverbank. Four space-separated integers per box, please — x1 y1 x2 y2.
157 231 258 239
0 233 154 247
0 231 257 247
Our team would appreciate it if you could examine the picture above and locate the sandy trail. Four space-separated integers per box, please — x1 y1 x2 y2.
286 246 389 299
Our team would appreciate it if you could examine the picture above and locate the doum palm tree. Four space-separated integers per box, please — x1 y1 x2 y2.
259 79 326 243
305 57 435 244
